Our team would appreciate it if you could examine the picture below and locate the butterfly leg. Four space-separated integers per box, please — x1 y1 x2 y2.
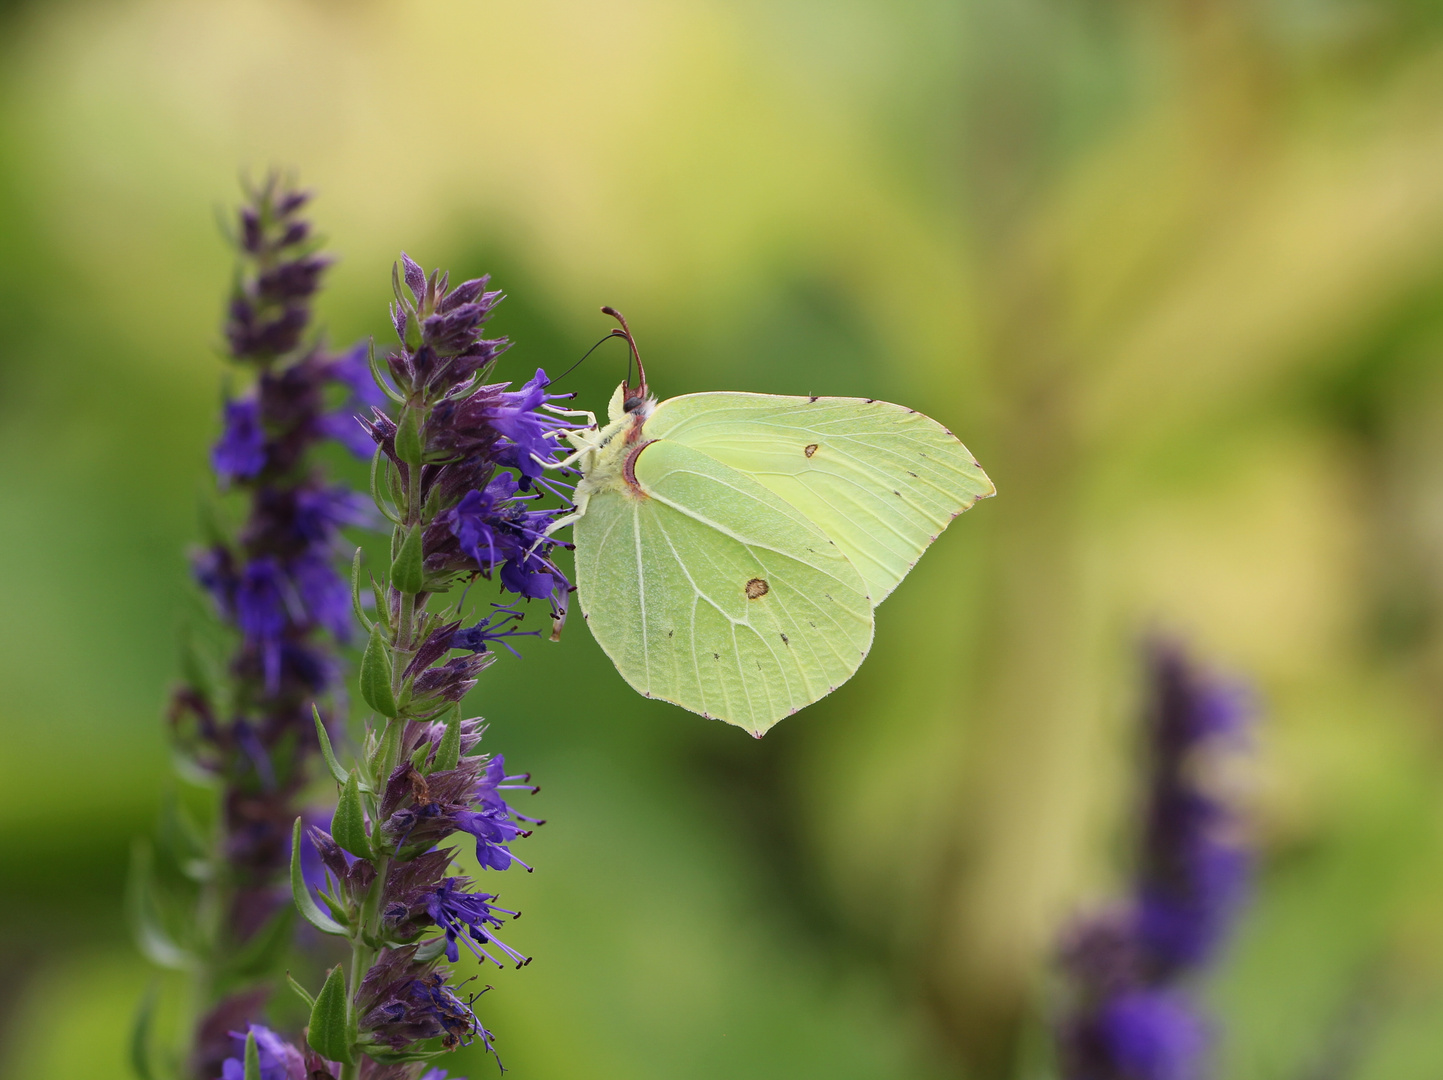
536 445 594 471
542 404 598 428
543 485 594 535
540 426 608 471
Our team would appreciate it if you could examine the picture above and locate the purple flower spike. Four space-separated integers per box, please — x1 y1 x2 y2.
271 253 559 1075
167 177 380 1080
1056 643 1251 1080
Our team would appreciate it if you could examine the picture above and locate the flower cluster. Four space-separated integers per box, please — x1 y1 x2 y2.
138 176 380 1080
217 1023 336 1080
1056 644 1251 1080
215 1023 462 1080
363 253 576 623
281 256 571 1077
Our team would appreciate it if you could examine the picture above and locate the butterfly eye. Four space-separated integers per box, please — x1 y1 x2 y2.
623 396 646 413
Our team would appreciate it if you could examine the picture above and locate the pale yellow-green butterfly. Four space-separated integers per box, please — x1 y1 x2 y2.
546 310 994 736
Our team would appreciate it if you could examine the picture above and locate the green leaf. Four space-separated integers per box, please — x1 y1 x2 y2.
370 448 402 526
126 840 191 970
243 1031 262 1080
432 709 461 773
223 903 295 979
285 971 317 1010
155 791 206 866
332 773 371 858
391 524 425 595
178 628 220 705
413 937 448 963
129 984 158 1080
369 572 391 631
394 406 423 467
318 889 351 925
360 624 399 717
368 336 405 405
313 705 349 786
307 964 355 1065
289 818 347 936
349 548 374 634
368 716 405 788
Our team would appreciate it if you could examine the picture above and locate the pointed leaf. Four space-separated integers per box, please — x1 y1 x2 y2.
244 1031 262 1080
223 902 295 979
369 572 391 631
368 336 405 404
349 548 373 634
360 624 398 717
308 964 355 1065
285 971 317 1009
369 448 402 526
313 705 349 786
127 840 191 970
391 524 425 595
129 984 158 1080
369 716 404 786
156 791 206 864
332 773 370 858
394 407 423 467
432 709 461 774
413 936 448 964
290 818 347 936
318 889 351 924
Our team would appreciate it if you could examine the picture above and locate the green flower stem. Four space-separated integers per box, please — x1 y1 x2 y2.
345 421 431 1074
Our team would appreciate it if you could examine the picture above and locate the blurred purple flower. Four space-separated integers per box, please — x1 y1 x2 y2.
322 342 391 457
1056 643 1251 1080
213 398 267 480
1096 992 1209 1080
218 1024 307 1080
290 549 352 641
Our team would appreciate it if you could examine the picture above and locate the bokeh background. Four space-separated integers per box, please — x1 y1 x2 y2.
5 0 1443 1077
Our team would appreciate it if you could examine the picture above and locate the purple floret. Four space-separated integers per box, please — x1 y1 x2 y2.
425 877 527 967
213 398 267 480
1096 992 1209 1080
217 1023 307 1080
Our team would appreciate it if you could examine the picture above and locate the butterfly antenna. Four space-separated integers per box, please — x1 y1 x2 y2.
552 329 627 386
601 306 647 399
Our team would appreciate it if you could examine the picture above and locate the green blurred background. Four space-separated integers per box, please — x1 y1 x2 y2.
6 0 1443 1077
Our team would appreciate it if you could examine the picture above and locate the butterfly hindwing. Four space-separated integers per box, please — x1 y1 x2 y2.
643 393 995 605
573 438 873 735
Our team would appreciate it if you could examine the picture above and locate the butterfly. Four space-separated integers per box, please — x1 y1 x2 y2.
547 310 994 736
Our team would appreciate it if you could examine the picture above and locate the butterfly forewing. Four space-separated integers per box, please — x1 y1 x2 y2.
644 393 995 605
573 439 873 735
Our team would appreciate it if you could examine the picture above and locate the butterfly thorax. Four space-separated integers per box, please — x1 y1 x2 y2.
566 382 656 512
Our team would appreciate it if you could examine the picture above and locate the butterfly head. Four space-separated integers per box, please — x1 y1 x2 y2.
606 380 654 425
622 392 653 416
